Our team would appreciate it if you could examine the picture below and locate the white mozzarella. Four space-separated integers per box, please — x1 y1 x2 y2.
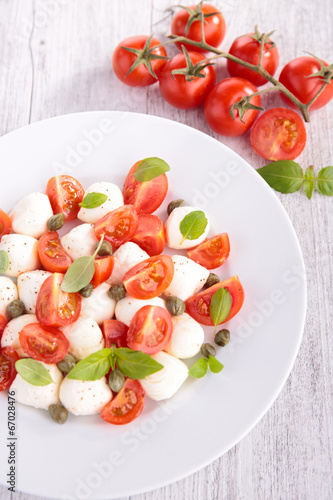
139 351 188 401
0 277 18 319
9 192 53 239
115 295 166 327
1 314 38 357
59 377 112 416
80 282 116 325
0 234 40 278
164 255 209 301
107 242 149 285
78 182 124 223
60 223 99 261
165 206 210 250
61 317 105 360
17 270 52 314
10 363 63 410
165 313 204 359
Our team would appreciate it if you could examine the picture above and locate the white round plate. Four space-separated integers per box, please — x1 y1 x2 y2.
0 112 306 500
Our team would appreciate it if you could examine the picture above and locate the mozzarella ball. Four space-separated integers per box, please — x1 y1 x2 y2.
139 351 188 401
80 282 116 324
10 192 53 239
59 377 112 416
78 182 124 224
10 363 63 410
165 206 210 250
60 223 98 261
17 270 52 314
107 242 149 285
61 317 105 360
0 277 18 319
0 234 40 278
115 295 166 327
1 314 38 357
165 313 204 359
164 255 209 301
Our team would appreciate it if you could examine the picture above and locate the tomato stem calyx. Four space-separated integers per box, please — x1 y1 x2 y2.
171 45 215 81
122 34 169 79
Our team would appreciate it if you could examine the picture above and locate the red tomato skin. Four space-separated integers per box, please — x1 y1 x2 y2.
279 57 333 111
204 78 261 136
0 347 19 391
123 255 174 300
38 231 72 274
127 305 173 355
102 320 129 348
0 209 12 241
185 275 244 326
131 214 165 256
227 35 279 87
187 233 230 269
123 161 168 215
19 323 69 364
91 256 114 288
94 205 139 249
171 3 226 54
101 379 145 425
46 175 85 221
159 52 216 109
250 107 306 161
112 36 167 87
0 315 8 342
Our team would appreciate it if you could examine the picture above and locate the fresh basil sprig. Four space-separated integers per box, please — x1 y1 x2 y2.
210 287 232 333
134 157 170 182
179 210 208 243
15 359 54 386
189 356 224 378
79 192 108 209
0 250 9 274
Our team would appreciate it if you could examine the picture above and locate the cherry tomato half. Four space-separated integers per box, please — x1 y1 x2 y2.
102 320 128 348
94 205 138 249
187 233 230 269
250 107 306 161
131 214 166 256
185 275 244 326
38 231 72 273
127 305 173 354
46 175 85 221
91 256 114 288
19 323 69 364
0 347 19 392
101 379 145 425
0 315 8 342
123 255 174 300
0 209 12 241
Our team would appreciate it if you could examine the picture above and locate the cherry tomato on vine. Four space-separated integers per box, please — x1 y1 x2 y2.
19 323 69 364
0 347 19 392
101 379 145 425
46 175 84 221
250 107 306 161
0 209 11 241
38 231 72 274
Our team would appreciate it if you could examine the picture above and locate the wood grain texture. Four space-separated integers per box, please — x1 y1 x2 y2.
0 0 332 499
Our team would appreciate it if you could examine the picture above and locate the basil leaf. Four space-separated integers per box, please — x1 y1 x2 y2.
208 356 224 374
257 161 304 193
115 348 163 380
134 157 170 182
67 348 111 381
317 166 333 196
60 255 96 293
305 167 314 181
189 358 208 378
210 287 232 328
303 180 314 199
79 192 108 209
179 210 208 242
0 250 9 274
15 359 54 386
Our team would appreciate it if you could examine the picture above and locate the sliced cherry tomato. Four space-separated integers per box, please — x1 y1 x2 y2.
102 320 128 348
36 273 81 327
187 233 230 269
46 175 85 221
0 347 19 391
185 276 244 326
38 231 72 273
19 323 69 364
123 161 168 215
0 315 8 342
123 255 174 300
101 378 145 425
91 256 114 288
127 305 173 354
131 214 165 256
250 107 306 161
94 205 138 249
171 3 225 54
0 209 12 241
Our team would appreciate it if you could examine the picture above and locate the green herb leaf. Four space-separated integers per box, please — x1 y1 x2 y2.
79 192 108 209
210 287 232 328
208 355 224 373
305 167 314 181
15 359 54 386
303 180 314 199
115 348 163 380
257 161 304 193
179 210 208 242
0 250 9 274
189 358 208 378
60 255 96 293
67 349 111 381
317 166 333 196
134 157 170 183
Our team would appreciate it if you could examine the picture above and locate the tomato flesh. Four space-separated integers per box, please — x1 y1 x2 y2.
91 256 114 288
101 379 145 425
46 175 84 221
38 231 72 273
0 209 12 241
0 314 8 342
187 233 230 269
123 255 174 300
19 323 69 364
127 305 173 354
102 320 128 348
94 205 138 249
0 347 19 391
131 214 165 256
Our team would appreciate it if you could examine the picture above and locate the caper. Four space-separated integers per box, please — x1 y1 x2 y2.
165 296 185 316
200 343 216 358
167 199 186 216
57 354 77 374
95 240 113 257
47 213 65 231
214 329 230 347
109 369 125 393
7 299 25 319
48 404 68 425
205 273 220 289
79 283 94 298
108 284 126 301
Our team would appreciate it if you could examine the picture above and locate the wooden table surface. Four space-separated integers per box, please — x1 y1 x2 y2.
0 1 332 499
